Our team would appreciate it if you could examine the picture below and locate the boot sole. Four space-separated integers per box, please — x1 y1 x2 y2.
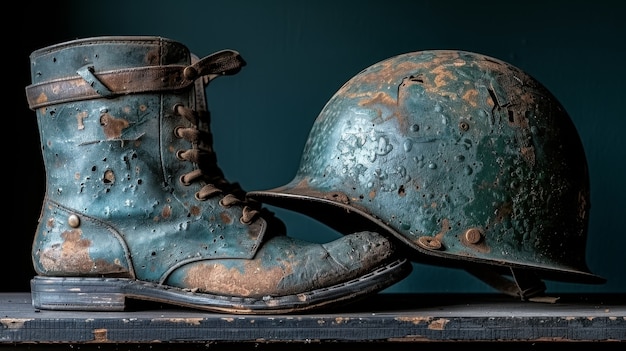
30 258 412 314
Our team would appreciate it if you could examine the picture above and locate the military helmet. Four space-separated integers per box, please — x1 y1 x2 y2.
248 50 604 298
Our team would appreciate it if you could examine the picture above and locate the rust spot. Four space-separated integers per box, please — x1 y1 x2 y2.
369 190 376 199
189 205 201 217
162 205 172 219
360 91 408 130
219 212 232 224
39 229 95 273
74 172 81 180
463 89 478 107
486 95 495 108
362 85 426 135
334 317 350 324
182 261 291 297
430 65 455 89
35 92 48 107
327 192 350 204
100 112 130 139
103 169 115 184
1 318 33 329
360 91 396 109
427 318 449 330
92 328 108 342
435 218 450 241
76 111 88 130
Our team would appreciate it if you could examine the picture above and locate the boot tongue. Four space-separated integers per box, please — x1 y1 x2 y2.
189 71 286 235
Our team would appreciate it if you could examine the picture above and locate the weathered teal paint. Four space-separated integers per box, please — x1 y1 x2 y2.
25 36 412 313
9 1 625 297
249 50 603 287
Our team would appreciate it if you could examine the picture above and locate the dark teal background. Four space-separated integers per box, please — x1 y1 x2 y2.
8 0 625 295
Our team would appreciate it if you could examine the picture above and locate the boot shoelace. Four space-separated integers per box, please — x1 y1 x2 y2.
173 103 260 224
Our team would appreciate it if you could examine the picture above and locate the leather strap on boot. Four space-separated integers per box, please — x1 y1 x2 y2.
26 49 246 110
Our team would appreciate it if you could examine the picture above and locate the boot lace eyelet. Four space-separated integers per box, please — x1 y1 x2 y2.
175 150 185 160
179 175 190 186
172 103 184 115
173 126 185 138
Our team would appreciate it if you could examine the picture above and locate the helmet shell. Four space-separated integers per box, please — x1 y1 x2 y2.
249 50 602 283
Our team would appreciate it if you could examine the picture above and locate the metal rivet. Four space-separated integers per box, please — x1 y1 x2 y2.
183 66 197 80
459 121 470 132
68 214 80 228
464 228 482 244
417 236 442 250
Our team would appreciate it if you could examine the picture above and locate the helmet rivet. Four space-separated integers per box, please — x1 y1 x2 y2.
417 236 443 250
459 121 470 132
68 214 80 228
464 228 482 244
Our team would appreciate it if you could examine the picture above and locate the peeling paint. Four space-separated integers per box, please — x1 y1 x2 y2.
0 318 33 329
39 228 94 273
161 205 172 219
334 317 349 324
76 111 88 130
183 261 290 297
427 318 450 330
99 112 130 139
92 328 108 342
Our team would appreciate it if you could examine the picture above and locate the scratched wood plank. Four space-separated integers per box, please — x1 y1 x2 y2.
1 293 625 347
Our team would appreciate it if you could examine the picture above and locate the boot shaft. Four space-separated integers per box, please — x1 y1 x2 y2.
29 37 194 220
27 37 263 282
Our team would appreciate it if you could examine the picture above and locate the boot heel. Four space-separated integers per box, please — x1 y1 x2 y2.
30 276 128 311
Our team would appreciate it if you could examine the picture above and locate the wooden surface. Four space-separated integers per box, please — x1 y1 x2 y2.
1 292 624 349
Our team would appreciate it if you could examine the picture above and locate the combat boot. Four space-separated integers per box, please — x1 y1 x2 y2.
25 36 411 314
